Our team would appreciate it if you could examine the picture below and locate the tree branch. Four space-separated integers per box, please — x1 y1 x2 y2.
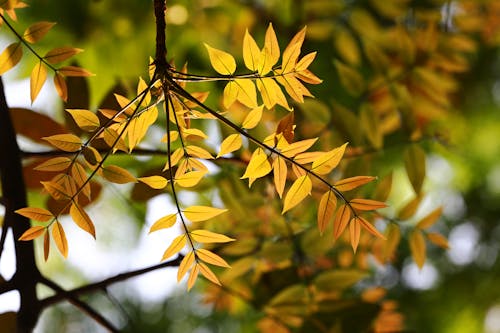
39 254 183 308
154 0 168 72
0 76 41 333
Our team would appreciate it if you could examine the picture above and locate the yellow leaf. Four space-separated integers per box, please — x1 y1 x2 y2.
257 77 290 110
416 207 443 230
241 148 272 180
185 145 214 159
149 213 177 233
336 176 376 192
103 127 128 152
198 262 221 286
0 42 22 75
349 217 361 252
43 231 50 261
283 26 306 70
296 52 317 72
334 60 365 96
18 226 45 241
426 232 449 249
66 109 100 132
161 234 186 261
217 134 242 157
70 203 96 238
54 72 67 101
204 43 236 75
41 180 72 200
30 61 47 103
281 138 318 158
242 105 264 130
177 251 195 282
334 28 360 65
311 143 347 175
190 229 235 243
275 73 311 103
273 156 287 198
243 29 261 71
404 145 426 194
44 47 83 64
58 66 93 77
294 151 324 165
333 204 351 239
175 170 206 188
409 230 426 268
317 191 337 235
223 81 238 108
183 206 227 222
138 176 168 189
23 21 55 43
71 163 91 199
182 128 208 140
398 195 422 220
82 146 102 166
231 79 258 108
196 248 230 268
349 198 387 211
16 207 53 222
358 216 385 239
34 157 71 172
263 23 280 69
102 165 137 184
42 134 81 152
52 221 68 258
282 175 312 214
187 263 200 290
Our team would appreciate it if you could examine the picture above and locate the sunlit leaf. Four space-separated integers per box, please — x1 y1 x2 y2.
66 109 100 132
281 138 318 158
52 221 68 258
296 52 317 72
102 165 137 184
54 72 68 101
41 180 72 200
23 21 55 43
241 148 272 180
426 232 449 249
282 175 312 214
204 43 236 75
263 23 280 69
43 231 50 261
196 248 230 268
409 230 426 268
257 77 290 110
161 234 186 261
405 144 426 194
34 157 71 172
333 204 351 239
233 79 258 108
349 217 361 252
70 202 96 238
242 105 264 129
243 29 261 71
398 195 422 220
0 42 22 75
317 190 337 234
190 229 235 243
183 206 227 222
185 145 214 159
15 207 53 222
175 170 206 188
138 175 168 189
187 263 200 291
30 61 47 103
44 47 83 64
71 163 91 199
177 251 195 282
311 143 348 175
149 214 177 233
349 198 387 211
416 207 443 230
18 226 45 241
199 262 221 286
217 134 242 157
58 66 94 77
273 156 287 198
42 134 81 152
334 176 376 192
358 216 385 239
103 127 128 152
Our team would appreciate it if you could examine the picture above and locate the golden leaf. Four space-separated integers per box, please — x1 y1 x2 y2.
58 66 94 77
204 43 236 75
185 145 214 159
282 175 312 214
34 157 72 172
18 226 45 241
283 26 306 69
82 146 102 166
177 251 195 282
103 127 128 152
242 105 264 130
138 176 168 189
149 213 177 233
69 203 96 238
30 61 47 103
335 176 376 192
241 148 272 180
196 248 230 268
44 47 83 64
54 72 67 101
404 145 426 194
217 134 242 157
175 170 206 188
183 206 227 222
161 234 186 261
398 195 422 220
317 191 337 235
349 217 361 252
102 165 137 184
273 156 287 198
187 263 200 291
416 207 443 230
41 180 72 200
275 73 312 103
190 229 235 243
233 79 258 108
311 143 348 175
52 221 68 258
426 232 449 249
257 77 290 110
349 198 387 211
243 29 261 71
358 216 385 239
66 109 100 132
296 52 317 72
333 204 351 239
198 262 221 286
42 134 82 152
409 230 426 268
23 21 55 43
182 128 208 140
0 42 22 75
263 23 280 70
15 207 53 222
71 163 91 199
43 231 50 261
281 138 318 158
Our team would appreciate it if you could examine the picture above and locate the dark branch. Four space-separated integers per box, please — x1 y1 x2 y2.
154 0 168 72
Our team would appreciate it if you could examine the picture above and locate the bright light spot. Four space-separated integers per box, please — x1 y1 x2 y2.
485 305 500 333
402 262 439 290
428 155 454 186
0 291 19 313
166 5 188 25
447 222 479 265
0 230 16 280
